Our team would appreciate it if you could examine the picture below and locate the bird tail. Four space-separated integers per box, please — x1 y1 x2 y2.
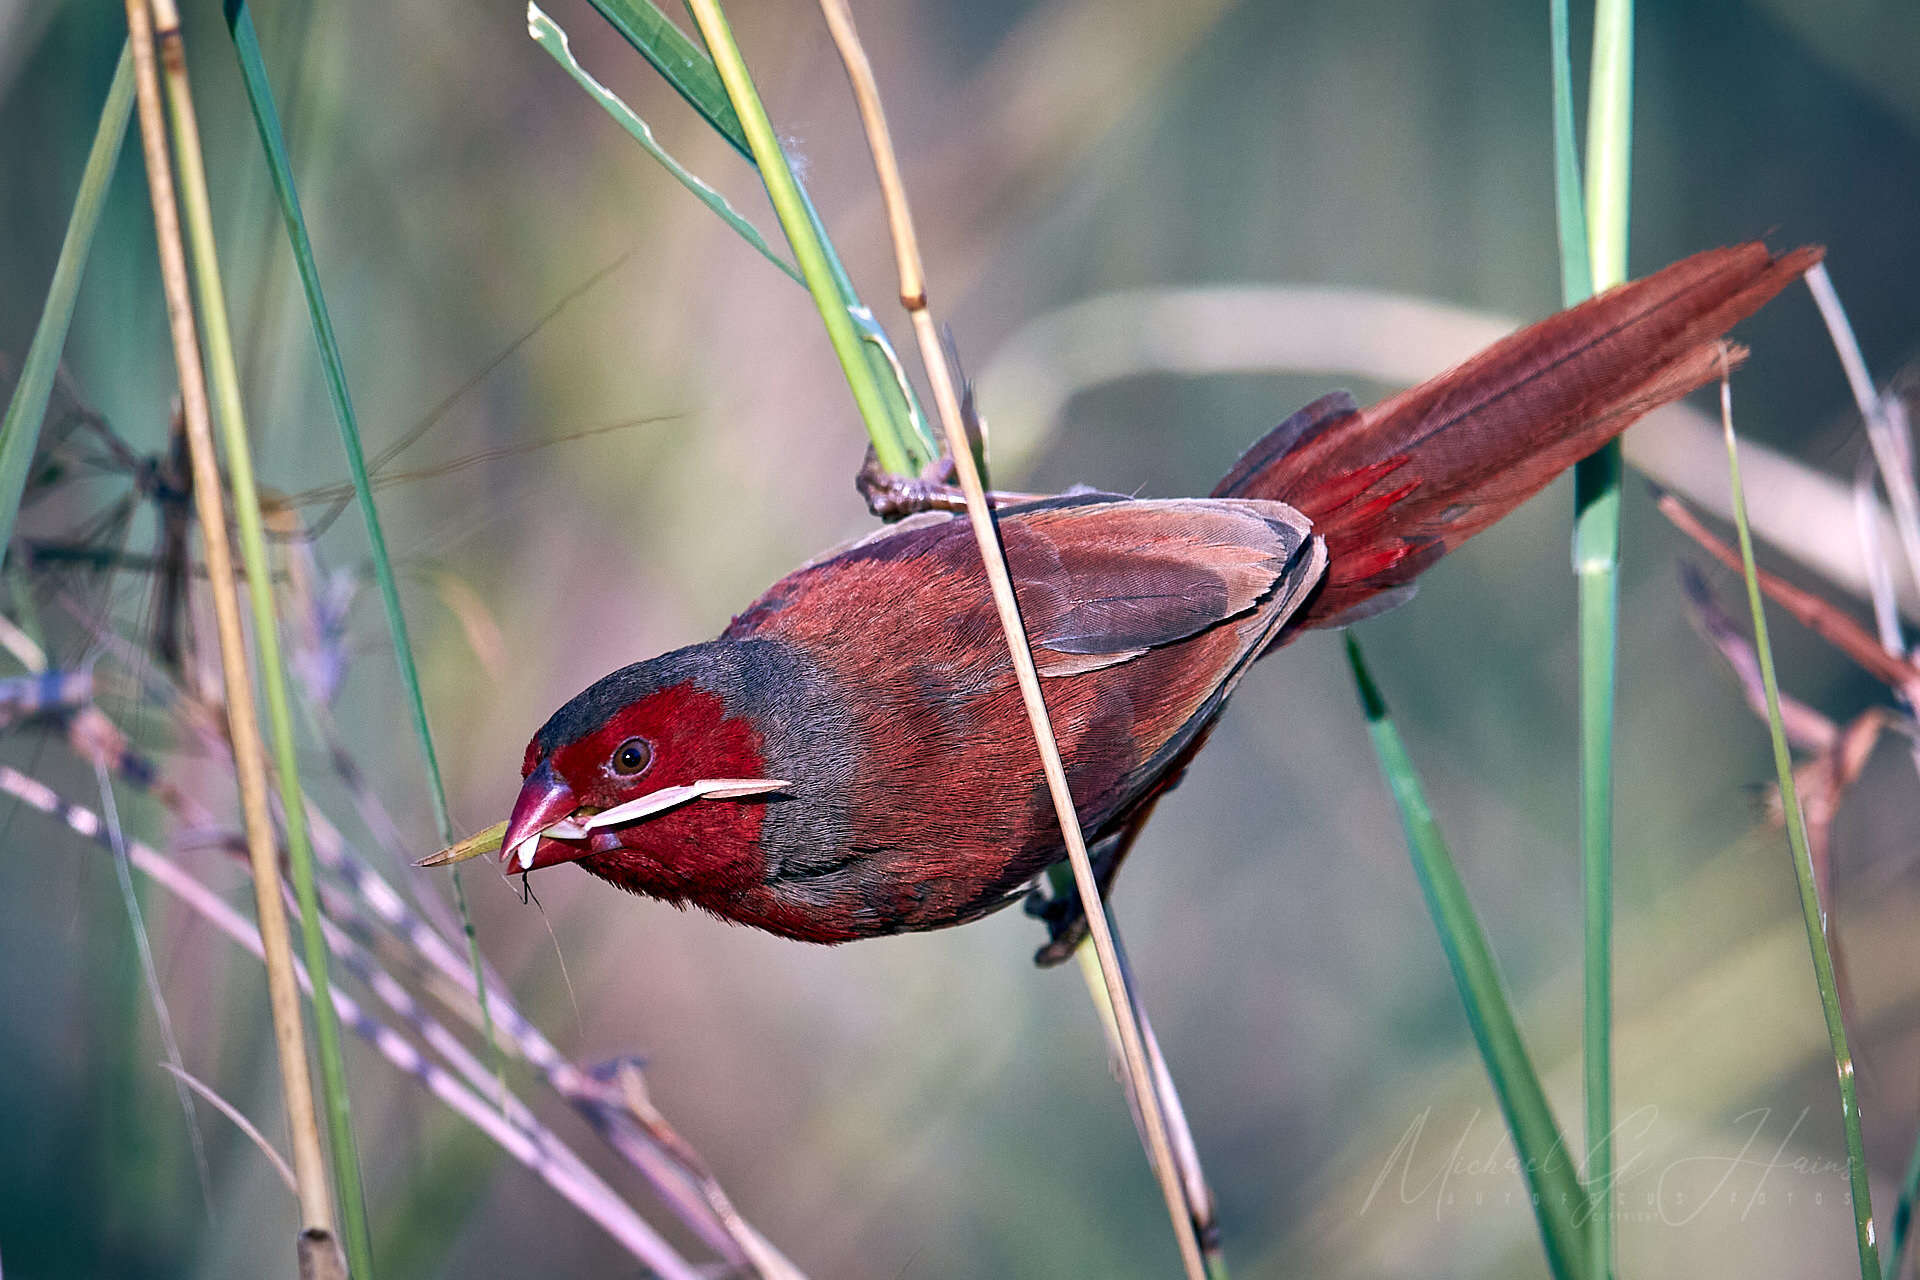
1212 241 1822 632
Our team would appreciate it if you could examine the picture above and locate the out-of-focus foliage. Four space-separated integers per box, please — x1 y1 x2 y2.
0 1 1915 1276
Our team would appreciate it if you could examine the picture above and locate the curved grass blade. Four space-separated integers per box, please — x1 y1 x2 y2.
95 758 212 1206
1716 375 1881 1280
679 0 932 477
223 0 506 1129
528 4 799 284
0 45 134 561
580 0 935 473
1346 634 1590 1280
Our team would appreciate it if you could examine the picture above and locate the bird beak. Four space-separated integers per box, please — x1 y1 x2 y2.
499 766 795 875
501 761 584 873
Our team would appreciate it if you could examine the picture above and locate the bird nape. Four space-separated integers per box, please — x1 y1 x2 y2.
496 241 1819 965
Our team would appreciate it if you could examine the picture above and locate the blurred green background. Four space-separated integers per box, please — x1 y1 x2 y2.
3 0 1917 1276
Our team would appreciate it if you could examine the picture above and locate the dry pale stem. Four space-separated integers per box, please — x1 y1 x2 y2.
815 2 1208 1275
1659 493 1920 700
123 0 337 1245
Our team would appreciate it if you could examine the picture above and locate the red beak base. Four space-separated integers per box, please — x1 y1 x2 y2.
501 761 586 872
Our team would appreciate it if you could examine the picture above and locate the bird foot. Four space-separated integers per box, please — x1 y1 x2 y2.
1023 879 1097 968
854 445 1044 520
855 446 967 518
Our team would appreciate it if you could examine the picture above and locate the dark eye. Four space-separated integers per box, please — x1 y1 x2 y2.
610 738 652 776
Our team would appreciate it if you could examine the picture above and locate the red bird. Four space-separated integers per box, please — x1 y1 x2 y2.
500 243 1817 964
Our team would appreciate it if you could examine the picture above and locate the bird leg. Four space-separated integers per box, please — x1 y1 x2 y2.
1025 796 1162 968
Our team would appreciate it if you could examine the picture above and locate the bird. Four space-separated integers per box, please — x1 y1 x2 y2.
494 241 1818 965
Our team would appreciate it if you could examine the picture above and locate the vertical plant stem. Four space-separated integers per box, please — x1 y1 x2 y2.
121 0 343 1270
0 47 135 559
805 2 1205 1274
145 0 372 1273
1717 370 1881 1280
1572 4 1632 1272
1073 938 1224 1276
223 0 501 1103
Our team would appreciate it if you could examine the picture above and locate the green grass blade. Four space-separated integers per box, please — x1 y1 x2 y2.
1547 0 1590 307
791 189 936 462
223 0 505 1126
587 0 749 158
681 0 934 477
528 4 799 284
1582 0 1633 294
582 0 934 472
1568 5 1633 1273
1717 384 1881 1280
0 46 134 561
1572 481 1617 1280
161 38 374 1278
1345 635 1591 1280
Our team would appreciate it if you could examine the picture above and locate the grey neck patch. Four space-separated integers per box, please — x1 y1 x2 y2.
533 638 856 878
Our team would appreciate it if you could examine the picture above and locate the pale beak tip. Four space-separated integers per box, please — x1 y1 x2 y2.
500 760 584 873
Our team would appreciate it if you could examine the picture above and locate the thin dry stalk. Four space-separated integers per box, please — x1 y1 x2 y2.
1072 944 1219 1253
159 1062 299 1195
0 762 703 1280
1658 493 1920 698
120 0 339 1258
36 648 791 1277
811 3 1208 1275
609 1061 806 1280
148 2 369 1269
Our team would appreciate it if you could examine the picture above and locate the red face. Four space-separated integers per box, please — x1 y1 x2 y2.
502 682 776 898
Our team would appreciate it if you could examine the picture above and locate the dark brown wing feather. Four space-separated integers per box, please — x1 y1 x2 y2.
1214 241 1821 629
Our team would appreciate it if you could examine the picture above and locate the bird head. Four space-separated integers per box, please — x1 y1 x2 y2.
501 645 796 894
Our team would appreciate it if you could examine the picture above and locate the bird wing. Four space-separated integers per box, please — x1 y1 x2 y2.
997 496 1319 674
726 494 1323 677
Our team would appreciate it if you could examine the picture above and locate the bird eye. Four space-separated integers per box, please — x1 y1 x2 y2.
610 738 652 777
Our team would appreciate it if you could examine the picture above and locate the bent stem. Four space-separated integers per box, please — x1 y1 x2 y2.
144 0 372 1272
121 0 345 1270
805 0 1206 1274
1717 369 1881 1280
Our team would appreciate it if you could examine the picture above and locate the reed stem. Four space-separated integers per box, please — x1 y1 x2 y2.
143 0 372 1270
121 0 342 1269
1570 5 1634 1271
807 1 1208 1273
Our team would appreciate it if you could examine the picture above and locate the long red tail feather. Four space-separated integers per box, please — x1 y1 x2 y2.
1214 241 1822 632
